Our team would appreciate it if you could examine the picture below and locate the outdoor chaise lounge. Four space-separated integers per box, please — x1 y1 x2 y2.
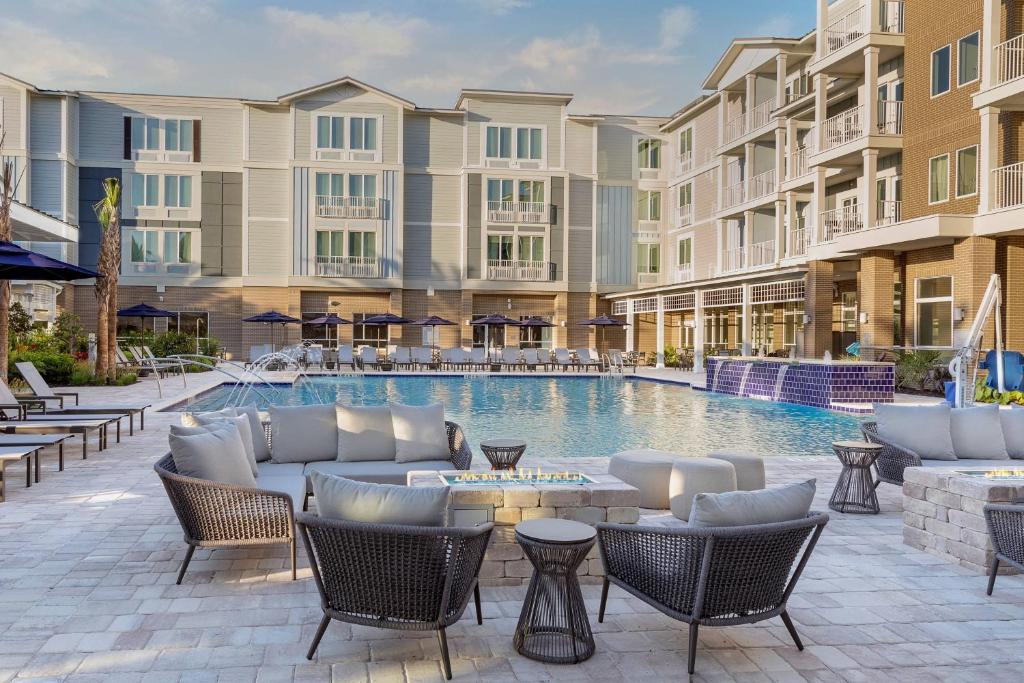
358 346 380 370
576 347 603 372
553 347 575 371
522 348 544 371
0 445 45 502
983 502 1024 595
0 434 72 471
499 347 522 370
390 347 414 369
13 363 150 433
336 345 356 371
0 417 116 459
412 346 434 369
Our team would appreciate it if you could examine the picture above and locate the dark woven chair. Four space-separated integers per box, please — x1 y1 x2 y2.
983 502 1024 595
597 512 829 674
860 421 921 487
298 513 492 680
154 453 297 585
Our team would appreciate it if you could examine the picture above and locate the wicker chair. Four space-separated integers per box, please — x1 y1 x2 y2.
983 502 1024 595
154 454 297 585
597 512 829 674
859 421 921 487
298 513 493 680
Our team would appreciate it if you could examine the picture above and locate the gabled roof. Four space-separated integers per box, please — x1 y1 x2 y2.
701 37 811 91
659 94 715 132
277 76 415 109
0 71 39 93
455 88 573 110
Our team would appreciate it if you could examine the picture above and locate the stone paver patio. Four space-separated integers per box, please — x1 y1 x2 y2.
0 372 1022 682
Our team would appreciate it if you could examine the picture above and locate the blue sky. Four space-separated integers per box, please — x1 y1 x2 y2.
0 0 812 114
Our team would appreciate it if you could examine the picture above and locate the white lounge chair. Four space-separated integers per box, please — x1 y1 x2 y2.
500 347 522 371
553 348 575 371
358 346 380 370
470 347 489 370
391 347 413 369
522 348 542 371
576 348 603 372
304 345 324 370
336 345 356 371
412 347 434 369
536 348 553 370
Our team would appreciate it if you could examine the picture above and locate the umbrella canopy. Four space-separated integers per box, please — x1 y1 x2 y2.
410 315 457 327
117 302 174 318
471 313 521 327
305 313 352 326
243 310 301 324
0 240 99 281
578 315 626 327
518 316 554 327
361 313 412 326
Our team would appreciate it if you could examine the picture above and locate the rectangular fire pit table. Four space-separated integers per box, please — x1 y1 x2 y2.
407 469 640 586
903 466 1024 574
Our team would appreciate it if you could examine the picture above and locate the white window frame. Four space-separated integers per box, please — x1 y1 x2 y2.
928 153 950 204
637 189 662 222
931 44 952 98
636 241 660 274
955 145 978 199
957 31 980 87
311 113 383 162
633 134 666 180
481 123 547 169
122 227 200 276
914 276 954 349
636 137 663 170
163 175 193 209
676 235 693 267
124 115 198 162
123 172 201 220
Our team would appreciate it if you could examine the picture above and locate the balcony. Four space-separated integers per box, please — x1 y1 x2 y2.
315 255 382 278
748 169 776 201
315 196 381 220
722 98 777 145
787 145 811 180
876 100 903 135
993 162 1024 210
674 264 694 283
723 181 745 209
677 152 693 175
721 246 745 273
821 106 863 151
486 201 551 224
748 240 776 268
675 203 693 228
876 199 902 226
994 34 1024 87
486 259 555 281
820 204 864 242
788 221 809 257
824 5 865 55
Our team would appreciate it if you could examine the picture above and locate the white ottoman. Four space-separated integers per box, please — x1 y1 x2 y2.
669 458 737 521
708 451 765 491
608 449 681 509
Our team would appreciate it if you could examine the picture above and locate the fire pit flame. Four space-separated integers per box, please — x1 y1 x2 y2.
444 467 593 485
956 468 1024 480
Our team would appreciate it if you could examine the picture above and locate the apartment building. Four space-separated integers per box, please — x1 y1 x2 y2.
4 0 1024 364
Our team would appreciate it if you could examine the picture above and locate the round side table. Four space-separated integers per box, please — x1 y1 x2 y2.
513 519 596 664
480 438 527 471
829 440 884 514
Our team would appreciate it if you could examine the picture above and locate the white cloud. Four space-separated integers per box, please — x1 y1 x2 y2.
658 5 696 51
0 20 112 87
756 15 798 37
514 27 601 78
264 7 429 58
459 0 532 14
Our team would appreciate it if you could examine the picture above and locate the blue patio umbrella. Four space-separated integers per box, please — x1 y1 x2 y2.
471 313 521 360
578 314 627 349
117 302 175 346
0 241 99 280
243 310 301 350
304 313 352 348
361 313 412 326
517 316 554 349
411 315 457 349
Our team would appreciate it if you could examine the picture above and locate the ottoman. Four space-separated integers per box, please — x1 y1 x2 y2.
608 449 681 509
669 458 737 521
708 451 765 491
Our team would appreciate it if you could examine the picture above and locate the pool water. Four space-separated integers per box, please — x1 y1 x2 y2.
175 375 864 459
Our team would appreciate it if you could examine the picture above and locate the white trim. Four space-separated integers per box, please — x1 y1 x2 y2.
930 44 952 98
957 31 981 88
121 226 202 277
954 144 979 199
480 122 548 170
309 112 384 163
914 275 954 349
928 153 950 205
122 113 200 163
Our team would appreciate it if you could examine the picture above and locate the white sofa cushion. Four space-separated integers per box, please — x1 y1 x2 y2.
336 405 396 462
1000 406 1024 459
688 480 816 528
257 462 305 477
309 470 449 526
169 423 257 488
875 403 956 461
255 474 306 508
193 413 260 477
391 403 450 463
182 405 270 462
270 405 338 463
303 460 454 489
951 404 1009 460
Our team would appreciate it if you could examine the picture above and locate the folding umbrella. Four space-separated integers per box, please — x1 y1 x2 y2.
471 313 521 361
243 310 301 351
410 315 457 350
578 314 627 351
117 302 174 347
360 313 412 349
304 313 352 349
0 240 99 280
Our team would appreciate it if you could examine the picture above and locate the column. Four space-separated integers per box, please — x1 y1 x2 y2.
858 250 895 360
693 290 704 372
816 0 829 60
982 0 1002 90
655 296 665 368
744 142 755 199
717 155 728 210
863 47 879 135
625 301 635 353
862 148 878 230
774 127 786 188
814 73 829 152
774 200 786 263
812 166 826 243
716 219 725 275
866 0 881 33
775 53 788 108
785 191 797 256
743 210 754 268
803 260 834 358
740 284 752 356
744 73 756 125
979 106 1000 213
953 236 998 348
785 119 797 179
718 91 729 147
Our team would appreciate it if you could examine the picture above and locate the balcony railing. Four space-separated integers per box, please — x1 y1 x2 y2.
677 152 693 174
722 246 745 273
723 181 745 209
788 222 808 257
722 98 777 145
315 196 381 219
821 205 864 241
788 145 811 180
674 264 694 283
749 240 776 268
825 5 865 55
487 259 554 281
880 1 905 34
994 34 1024 86
637 272 660 287
748 169 776 200
749 98 775 131
821 105 863 151
675 203 693 227
724 113 747 144
486 201 551 224
315 255 382 278
876 200 902 226
993 162 1024 209
877 100 903 135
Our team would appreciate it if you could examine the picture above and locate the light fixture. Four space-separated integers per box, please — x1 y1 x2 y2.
953 307 965 322
859 312 869 324
507 298 512 310
803 313 812 325
427 287 435 297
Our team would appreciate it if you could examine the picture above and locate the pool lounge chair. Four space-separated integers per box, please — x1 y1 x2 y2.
128 346 181 377
443 348 465 371
412 346 434 370
0 433 72 472
469 347 490 371
499 347 522 371
13 363 150 433
0 417 115 459
0 445 44 502
304 345 324 370
576 348 603 372
358 346 380 370
391 347 414 369
522 348 542 371
336 345 356 371
553 348 575 371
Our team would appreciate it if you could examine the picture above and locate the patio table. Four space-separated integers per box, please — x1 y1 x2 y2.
480 438 527 470
829 440 883 514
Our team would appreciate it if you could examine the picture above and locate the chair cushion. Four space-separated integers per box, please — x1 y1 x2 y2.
270 405 337 463
255 474 307 508
391 403 450 463
309 470 449 526
193 413 260 477
608 449 681 509
668 458 737 521
336 405 396 462
707 451 766 491
1000 406 1024 459
303 460 454 489
168 423 257 488
257 462 305 477
951 404 1009 460
688 479 816 528
874 403 956 461
234 404 271 462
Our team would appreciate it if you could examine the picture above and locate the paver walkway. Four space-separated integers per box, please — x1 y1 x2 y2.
0 373 1021 682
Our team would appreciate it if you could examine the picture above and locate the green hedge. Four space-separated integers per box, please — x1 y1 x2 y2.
9 350 76 386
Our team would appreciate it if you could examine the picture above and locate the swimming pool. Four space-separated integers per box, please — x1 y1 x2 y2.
173 375 863 459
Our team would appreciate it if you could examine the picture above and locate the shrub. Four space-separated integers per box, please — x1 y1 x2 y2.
894 350 949 393
198 337 221 358
9 350 76 386
663 345 679 368
8 302 33 345
150 331 195 359
52 312 88 355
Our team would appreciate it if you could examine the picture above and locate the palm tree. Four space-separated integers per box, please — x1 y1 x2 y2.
93 178 121 382
0 159 14 383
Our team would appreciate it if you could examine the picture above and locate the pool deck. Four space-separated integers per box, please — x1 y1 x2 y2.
2 372 1014 682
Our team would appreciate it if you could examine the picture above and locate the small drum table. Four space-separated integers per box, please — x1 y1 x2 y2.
480 438 527 471
829 440 884 514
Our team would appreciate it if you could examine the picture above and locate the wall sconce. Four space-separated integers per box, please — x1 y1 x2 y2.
560 320 566 327
859 312 869 324
802 314 812 325
464 319 471 326
683 319 696 328
953 307 965 322
427 287 435 297
507 298 512 310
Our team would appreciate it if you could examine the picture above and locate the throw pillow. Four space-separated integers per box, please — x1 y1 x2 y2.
194 413 260 476
168 423 257 488
874 403 956 461
234 404 271 462
951 404 1009 460
309 471 449 526
269 404 338 463
1001 405 1024 459
336 405 396 462
391 402 450 463
688 479 816 528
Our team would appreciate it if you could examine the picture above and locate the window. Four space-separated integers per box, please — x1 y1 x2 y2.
353 313 388 349
518 235 544 263
637 138 662 169
348 174 377 199
131 117 160 151
956 146 978 197
125 228 197 274
636 243 659 273
637 190 661 221
519 315 552 349
348 231 376 259
678 128 692 157
349 117 377 151
487 234 514 261
677 237 692 266
130 173 159 207
129 230 159 263
163 176 192 208
916 276 953 347
486 125 542 161
516 127 543 160
162 231 192 264
518 180 544 204
315 172 345 197
958 32 980 86
931 45 951 96
487 178 514 203
302 312 329 343
164 119 194 152
678 183 692 207
316 115 344 149
929 154 949 203
472 312 506 348
782 302 802 348
485 126 512 158
315 230 345 258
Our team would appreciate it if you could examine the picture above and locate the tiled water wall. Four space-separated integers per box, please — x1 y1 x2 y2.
705 357 894 412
